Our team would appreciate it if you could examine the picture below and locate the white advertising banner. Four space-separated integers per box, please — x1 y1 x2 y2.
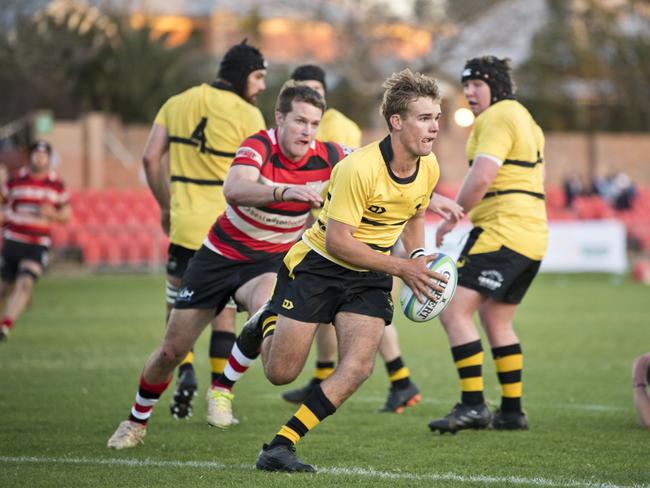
425 220 627 274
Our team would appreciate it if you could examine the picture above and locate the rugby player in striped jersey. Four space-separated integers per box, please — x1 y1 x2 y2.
107 81 346 449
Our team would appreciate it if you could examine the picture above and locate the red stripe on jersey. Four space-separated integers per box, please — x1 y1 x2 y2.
206 232 249 261
4 168 68 248
7 222 49 236
211 216 294 255
207 129 344 262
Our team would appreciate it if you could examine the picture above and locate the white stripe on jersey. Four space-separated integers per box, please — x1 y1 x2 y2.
203 237 220 255
10 186 65 203
3 230 51 247
475 153 504 167
225 206 303 245
6 210 49 226
235 204 308 229
258 175 330 195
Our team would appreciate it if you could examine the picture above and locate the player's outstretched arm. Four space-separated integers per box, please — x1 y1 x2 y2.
224 165 323 208
428 193 464 223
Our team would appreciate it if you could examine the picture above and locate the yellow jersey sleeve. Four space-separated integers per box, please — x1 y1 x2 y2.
471 103 514 161
317 109 362 148
153 102 169 128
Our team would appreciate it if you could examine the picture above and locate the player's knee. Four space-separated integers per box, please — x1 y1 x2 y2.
15 274 35 293
265 361 300 385
356 361 374 383
157 343 188 367
343 357 374 385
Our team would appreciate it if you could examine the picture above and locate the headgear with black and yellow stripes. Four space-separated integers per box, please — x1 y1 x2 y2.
461 56 516 104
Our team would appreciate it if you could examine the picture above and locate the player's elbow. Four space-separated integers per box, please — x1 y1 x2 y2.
325 233 345 260
222 182 240 206
142 154 153 170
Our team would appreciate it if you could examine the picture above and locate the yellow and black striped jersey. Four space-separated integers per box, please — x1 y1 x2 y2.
154 83 266 249
466 99 547 260
297 135 440 271
317 108 362 148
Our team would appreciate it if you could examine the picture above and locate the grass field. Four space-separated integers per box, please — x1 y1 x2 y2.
0 272 648 487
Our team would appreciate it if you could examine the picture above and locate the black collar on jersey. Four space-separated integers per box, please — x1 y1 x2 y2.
379 135 420 185
211 80 237 94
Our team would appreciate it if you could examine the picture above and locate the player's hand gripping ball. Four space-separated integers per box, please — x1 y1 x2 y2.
400 253 457 322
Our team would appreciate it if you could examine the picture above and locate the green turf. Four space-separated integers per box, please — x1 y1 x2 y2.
0 273 648 487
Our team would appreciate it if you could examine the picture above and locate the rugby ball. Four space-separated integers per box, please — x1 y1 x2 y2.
400 253 457 323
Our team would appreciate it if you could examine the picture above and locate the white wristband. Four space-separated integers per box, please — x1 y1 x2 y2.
409 248 425 259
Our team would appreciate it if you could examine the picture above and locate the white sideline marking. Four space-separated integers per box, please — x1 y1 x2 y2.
0 456 646 488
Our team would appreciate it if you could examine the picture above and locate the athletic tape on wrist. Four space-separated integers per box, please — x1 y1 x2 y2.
409 248 425 259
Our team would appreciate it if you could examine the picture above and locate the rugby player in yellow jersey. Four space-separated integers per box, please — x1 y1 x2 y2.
241 69 448 472
282 64 426 413
141 40 267 420
429 56 547 433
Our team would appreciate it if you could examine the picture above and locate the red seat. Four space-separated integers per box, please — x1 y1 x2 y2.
50 224 70 248
545 186 565 210
79 233 102 266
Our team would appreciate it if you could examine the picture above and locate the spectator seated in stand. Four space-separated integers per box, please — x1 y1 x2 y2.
563 171 585 209
592 172 636 211
610 172 636 211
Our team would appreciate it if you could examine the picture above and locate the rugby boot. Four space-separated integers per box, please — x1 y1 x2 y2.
379 382 422 413
0 325 10 343
281 381 316 404
206 387 239 428
428 402 492 434
169 367 197 419
491 409 529 430
238 301 272 357
107 420 146 449
256 443 315 473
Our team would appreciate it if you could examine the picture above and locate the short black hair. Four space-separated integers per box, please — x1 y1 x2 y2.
290 64 327 93
30 140 52 155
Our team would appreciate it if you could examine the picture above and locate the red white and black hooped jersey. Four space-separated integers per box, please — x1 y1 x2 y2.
1 167 69 247
204 128 346 262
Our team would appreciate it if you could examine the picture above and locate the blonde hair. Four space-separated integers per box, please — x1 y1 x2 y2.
380 69 440 131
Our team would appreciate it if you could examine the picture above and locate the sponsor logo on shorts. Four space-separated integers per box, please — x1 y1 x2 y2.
176 287 195 302
368 205 386 214
478 270 503 290
282 299 294 310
